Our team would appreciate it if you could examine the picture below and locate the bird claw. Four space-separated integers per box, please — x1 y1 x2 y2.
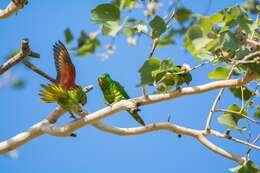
176 86 182 92
167 115 172 122
69 112 78 120
12 0 28 6
129 107 141 114
70 133 77 137
128 101 141 114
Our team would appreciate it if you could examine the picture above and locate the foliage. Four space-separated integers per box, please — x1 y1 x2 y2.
218 104 247 131
230 161 259 173
2 1 260 172
138 58 192 92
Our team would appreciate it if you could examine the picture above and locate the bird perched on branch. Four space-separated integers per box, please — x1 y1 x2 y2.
98 73 145 126
39 41 87 117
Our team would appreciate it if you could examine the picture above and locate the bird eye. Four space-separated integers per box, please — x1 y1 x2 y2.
80 100 86 105
79 95 87 105
98 79 104 86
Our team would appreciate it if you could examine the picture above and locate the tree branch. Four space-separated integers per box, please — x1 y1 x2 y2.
205 65 235 132
0 73 257 156
0 38 40 75
0 0 28 19
209 130 260 150
92 122 245 164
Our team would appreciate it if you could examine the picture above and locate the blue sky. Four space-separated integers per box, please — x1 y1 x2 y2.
0 0 259 173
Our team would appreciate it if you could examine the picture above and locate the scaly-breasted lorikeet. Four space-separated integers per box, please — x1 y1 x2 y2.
39 41 87 115
98 73 145 126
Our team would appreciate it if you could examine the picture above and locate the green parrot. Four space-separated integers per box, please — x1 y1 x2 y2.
98 73 145 126
39 41 87 115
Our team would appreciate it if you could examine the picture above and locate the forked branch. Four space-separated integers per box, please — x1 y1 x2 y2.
0 38 39 75
0 73 257 165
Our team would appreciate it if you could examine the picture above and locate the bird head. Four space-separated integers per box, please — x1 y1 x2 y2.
98 73 111 87
73 86 87 106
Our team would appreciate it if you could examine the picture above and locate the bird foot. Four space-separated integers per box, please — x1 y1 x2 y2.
128 101 141 114
69 112 79 120
70 133 77 137
129 107 141 114
176 86 182 92
12 0 28 6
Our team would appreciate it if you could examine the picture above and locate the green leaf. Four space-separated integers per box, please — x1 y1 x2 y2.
218 104 247 131
102 21 123 37
220 31 239 52
184 24 213 60
74 31 100 56
230 87 254 101
138 58 161 86
220 6 254 33
91 3 120 23
158 29 176 46
230 161 259 173
12 80 25 89
174 8 192 24
223 6 243 24
64 28 74 44
199 13 223 34
149 16 167 39
124 28 135 36
208 67 229 79
152 59 192 92
112 0 137 9
254 105 260 119
102 18 127 37
247 62 260 76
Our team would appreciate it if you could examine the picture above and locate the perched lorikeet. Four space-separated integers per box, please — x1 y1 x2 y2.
98 73 145 126
39 41 87 114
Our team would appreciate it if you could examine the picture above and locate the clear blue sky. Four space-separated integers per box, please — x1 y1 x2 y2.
0 0 259 173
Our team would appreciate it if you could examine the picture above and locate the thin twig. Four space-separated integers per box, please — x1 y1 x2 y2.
0 39 40 75
148 38 159 58
22 61 57 84
240 85 259 113
205 64 236 132
205 50 260 132
210 130 260 150
241 86 244 108
141 85 148 98
246 134 260 157
250 13 259 39
148 0 179 59
165 0 179 25
173 60 211 75
215 109 260 125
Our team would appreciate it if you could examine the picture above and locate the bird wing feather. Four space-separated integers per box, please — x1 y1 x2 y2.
53 41 76 89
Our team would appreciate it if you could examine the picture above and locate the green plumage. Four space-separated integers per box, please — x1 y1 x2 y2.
39 84 87 113
98 73 145 126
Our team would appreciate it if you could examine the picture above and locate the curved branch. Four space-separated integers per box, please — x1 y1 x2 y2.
92 122 245 164
0 0 27 19
0 73 257 164
0 107 65 154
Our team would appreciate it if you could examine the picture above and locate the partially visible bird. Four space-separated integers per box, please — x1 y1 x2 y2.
39 41 87 116
98 73 145 126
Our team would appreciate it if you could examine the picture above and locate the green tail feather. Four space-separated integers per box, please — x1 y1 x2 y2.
127 110 145 126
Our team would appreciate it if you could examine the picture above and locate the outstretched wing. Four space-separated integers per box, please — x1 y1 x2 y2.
53 41 76 89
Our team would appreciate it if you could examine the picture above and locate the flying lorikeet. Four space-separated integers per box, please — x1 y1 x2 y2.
98 73 145 126
39 41 87 115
